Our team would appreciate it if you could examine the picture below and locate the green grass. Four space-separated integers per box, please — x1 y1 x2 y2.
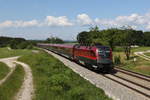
113 50 150 75
0 64 25 100
144 52 150 56
19 50 112 100
0 62 10 80
131 46 150 52
0 47 34 58
114 46 150 52
0 47 111 100
114 46 124 52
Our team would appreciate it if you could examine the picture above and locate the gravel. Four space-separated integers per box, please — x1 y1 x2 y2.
45 49 150 100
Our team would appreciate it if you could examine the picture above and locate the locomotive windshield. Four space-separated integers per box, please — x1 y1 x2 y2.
98 47 110 58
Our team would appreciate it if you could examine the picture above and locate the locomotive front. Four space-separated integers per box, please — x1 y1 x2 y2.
96 46 113 71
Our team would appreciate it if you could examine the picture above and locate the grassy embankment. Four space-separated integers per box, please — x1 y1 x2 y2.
144 52 150 56
0 62 10 80
0 47 34 58
0 47 111 100
0 65 24 100
113 46 150 75
19 50 112 100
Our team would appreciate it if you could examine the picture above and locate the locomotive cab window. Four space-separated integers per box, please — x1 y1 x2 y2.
98 47 110 58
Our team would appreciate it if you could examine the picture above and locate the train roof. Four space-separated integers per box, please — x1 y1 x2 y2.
38 43 74 48
38 43 110 49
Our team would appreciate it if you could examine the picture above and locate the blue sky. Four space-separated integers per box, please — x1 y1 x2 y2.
0 0 150 40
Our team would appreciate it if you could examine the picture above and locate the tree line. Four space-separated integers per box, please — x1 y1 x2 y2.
0 36 64 49
77 26 150 60
0 36 33 49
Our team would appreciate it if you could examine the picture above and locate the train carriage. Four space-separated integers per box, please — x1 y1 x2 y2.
38 43 74 58
37 43 113 72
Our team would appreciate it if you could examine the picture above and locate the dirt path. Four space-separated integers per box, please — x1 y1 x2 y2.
134 50 150 61
14 61 34 100
0 56 19 85
0 57 34 100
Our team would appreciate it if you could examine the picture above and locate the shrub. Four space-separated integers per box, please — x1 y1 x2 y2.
26 44 33 49
49 74 71 92
18 42 28 49
114 55 121 65
68 87 85 100
9 40 33 49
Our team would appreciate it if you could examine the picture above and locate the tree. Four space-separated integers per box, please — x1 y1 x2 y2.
100 29 118 50
89 25 99 32
77 26 102 46
116 28 137 60
46 37 64 44
134 31 144 46
77 31 93 45
143 32 150 46
76 26 147 59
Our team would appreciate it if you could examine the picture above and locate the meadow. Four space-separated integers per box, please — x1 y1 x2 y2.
0 46 149 100
113 46 150 75
0 47 112 100
0 65 24 100
0 62 10 80
19 50 112 100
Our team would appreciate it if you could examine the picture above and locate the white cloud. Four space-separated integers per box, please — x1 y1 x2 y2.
0 20 13 28
0 20 39 28
77 13 93 26
0 16 73 28
95 18 119 27
77 13 150 29
45 16 73 26
146 22 150 30
15 20 39 27
93 12 150 30
115 13 147 25
0 12 150 30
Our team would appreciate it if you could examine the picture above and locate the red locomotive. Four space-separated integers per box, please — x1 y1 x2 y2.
37 43 113 72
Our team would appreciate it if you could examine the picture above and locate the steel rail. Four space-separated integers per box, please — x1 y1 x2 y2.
115 67 150 81
103 75 150 98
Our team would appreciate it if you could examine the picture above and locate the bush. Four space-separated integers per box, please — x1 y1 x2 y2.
49 74 71 92
9 40 18 49
114 55 121 65
26 44 33 49
9 40 33 49
68 87 85 100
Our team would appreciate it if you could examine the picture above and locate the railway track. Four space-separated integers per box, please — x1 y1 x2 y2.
115 67 150 81
104 67 150 98
43 48 150 99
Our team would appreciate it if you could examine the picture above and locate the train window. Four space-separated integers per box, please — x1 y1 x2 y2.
98 47 110 58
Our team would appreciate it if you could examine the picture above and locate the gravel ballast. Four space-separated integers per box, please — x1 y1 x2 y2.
45 50 149 100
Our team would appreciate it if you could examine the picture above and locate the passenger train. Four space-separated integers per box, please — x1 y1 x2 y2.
37 43 113 72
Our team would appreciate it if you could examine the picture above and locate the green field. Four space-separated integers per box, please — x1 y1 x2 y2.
0 65 24 100
0 62 10 80
113 47 150 75
1 46 149 100
114 46 150 52
0 47 33 58
0 47 111 100
144 52 150 56
19 50 112 100
131 46 150 52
